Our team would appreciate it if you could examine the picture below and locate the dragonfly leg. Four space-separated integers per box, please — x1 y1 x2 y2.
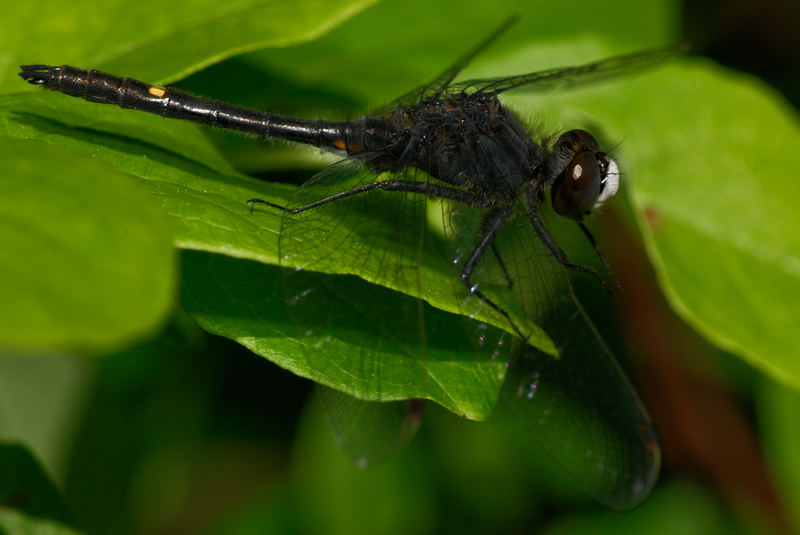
526 186 614 294
479 210 514 288
248 179 487 214
460 206 527 340
578 221 621 290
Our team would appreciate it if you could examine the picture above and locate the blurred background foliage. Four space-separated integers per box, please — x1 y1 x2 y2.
1 0 799 533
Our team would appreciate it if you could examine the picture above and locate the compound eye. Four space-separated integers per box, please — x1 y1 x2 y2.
552 151 602 219
568 151 599 190
556 129 600 153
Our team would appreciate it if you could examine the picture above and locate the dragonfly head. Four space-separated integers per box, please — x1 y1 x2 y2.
546 130 620 220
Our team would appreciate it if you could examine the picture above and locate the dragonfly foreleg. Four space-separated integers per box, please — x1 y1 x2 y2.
578 221 621 291
525 186 614 294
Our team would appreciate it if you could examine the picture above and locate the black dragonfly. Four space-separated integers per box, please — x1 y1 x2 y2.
20 18 679 509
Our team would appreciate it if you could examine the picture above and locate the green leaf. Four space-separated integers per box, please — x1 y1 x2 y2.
180 251 507 419
0 92 280 259
0 138 175 353
602 63 800 389
0 92 548 419
1 0 378 92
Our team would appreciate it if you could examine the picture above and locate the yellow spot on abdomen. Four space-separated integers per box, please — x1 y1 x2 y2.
148 86 166 98
332 138 346 150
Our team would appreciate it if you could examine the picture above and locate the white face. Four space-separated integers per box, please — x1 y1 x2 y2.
592 157 620 212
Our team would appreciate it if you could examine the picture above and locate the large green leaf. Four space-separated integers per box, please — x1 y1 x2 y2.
0 92 283 263
578 63 800 388
1 0 378 92
0 138 175 353
624 65 800 389
180 251 507 419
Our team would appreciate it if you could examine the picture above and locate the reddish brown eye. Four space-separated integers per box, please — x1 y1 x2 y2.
552 151 602 219
568 151 600 190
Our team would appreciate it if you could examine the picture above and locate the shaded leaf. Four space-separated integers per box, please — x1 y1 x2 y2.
179 251 507 420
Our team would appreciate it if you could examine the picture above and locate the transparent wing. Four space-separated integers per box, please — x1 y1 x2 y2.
448 43 686 96
264 153 512 417
273 153 530 339
502 336 660 510
371 15 519 116
276 155 429 298
442 198 660 509
318 385 425 468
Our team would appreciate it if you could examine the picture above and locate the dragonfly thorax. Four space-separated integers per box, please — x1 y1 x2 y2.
390 92 541 198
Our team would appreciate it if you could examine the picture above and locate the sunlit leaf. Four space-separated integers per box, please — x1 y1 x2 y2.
0 138 174 353
1 0 378 91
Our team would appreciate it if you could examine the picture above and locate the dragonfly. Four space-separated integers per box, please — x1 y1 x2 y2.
20 17 679 509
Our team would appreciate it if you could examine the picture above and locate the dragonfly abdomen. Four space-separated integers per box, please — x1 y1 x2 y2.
18 65 400 155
